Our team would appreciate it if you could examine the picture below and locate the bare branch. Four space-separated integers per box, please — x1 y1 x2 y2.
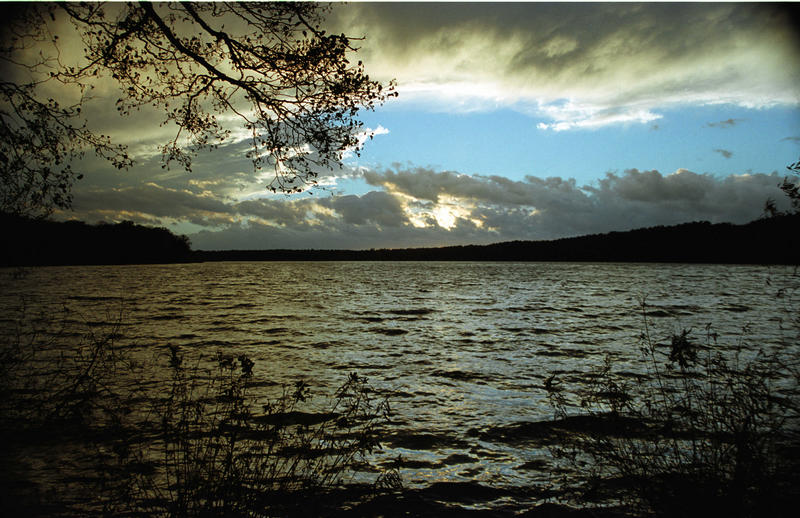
1 1 395 214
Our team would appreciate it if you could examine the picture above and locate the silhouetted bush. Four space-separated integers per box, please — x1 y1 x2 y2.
107 349 399 517
0 297 399 516
0 299 132 430
547 300 800 518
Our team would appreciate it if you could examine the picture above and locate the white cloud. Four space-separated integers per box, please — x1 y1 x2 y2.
342 125 391 159
536 104 663 131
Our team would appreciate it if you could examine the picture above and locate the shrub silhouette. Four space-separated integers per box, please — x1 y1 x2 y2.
0 298 399 516
547 300 800 518
109 350 397 517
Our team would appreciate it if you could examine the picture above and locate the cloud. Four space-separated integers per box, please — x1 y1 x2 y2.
62 165 791 250
782 136 800 143
190 218 485 251
583 169 785 227
343 125 390 160
182 166 793 250
68 183 236 227
328 3 800 130
325 191 405 227
536 105 662 131
714 148 734 159
706 118 742 128
362 167 787 239
233 197 316 228
362 168 589 212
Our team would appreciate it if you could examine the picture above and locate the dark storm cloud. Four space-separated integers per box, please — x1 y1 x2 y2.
584 169 783 224
232 191 406 229
370 166 787 236
190 218 489 251
70 135 264 195
323 191 406 227
328 2 800 122
714 149 734 159
336 3 777 69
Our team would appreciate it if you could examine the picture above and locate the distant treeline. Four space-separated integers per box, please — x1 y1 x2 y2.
1 214 192 266
197 215 800 265
2 213 799 266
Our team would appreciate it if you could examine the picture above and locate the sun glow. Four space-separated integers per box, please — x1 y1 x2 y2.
431 195 479 230
433 205 457 229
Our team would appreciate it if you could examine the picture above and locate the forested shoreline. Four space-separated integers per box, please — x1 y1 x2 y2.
1 215 193 266
3 213 799 266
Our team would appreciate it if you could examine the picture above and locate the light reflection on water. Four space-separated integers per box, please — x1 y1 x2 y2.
1 261 795 491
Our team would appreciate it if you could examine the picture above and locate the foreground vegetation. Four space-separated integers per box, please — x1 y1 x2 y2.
3 280 798 518
0 300 400 516
546 297 800 517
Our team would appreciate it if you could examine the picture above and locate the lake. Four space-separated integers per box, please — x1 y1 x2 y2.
1 261 796 511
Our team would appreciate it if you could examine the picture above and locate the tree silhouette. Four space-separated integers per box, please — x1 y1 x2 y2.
764 159 800 217
783 159 800 212
1 2 395 217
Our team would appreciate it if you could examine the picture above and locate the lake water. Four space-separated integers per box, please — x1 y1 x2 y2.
1 261 797 509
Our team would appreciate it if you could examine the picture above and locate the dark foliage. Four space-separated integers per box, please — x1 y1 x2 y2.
9 213 800 267
0 303 399 516
764 158 799 217
0 213 192 265
1 2 394 216
546 302 800 518
109 352 397 517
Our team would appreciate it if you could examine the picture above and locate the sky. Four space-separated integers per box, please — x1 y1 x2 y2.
51 2 800 250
